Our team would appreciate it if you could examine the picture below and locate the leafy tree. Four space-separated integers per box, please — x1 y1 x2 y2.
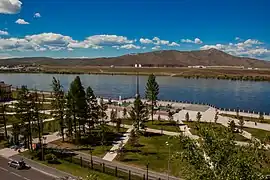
51 77 66 142
129 96 149 133
196 112 202 122
214 111 219 124
145 74 159 124
175 124 268 180
238 116 245 133
185 112 190 122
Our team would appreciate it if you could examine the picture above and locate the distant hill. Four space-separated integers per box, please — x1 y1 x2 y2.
1 49 270 68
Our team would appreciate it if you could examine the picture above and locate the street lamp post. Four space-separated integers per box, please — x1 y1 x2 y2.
134 63 141 98
165 141 171 180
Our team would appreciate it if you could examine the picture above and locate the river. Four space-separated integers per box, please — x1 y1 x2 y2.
1 73 270 113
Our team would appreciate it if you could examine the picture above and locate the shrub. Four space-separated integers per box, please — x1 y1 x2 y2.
45 153 60 164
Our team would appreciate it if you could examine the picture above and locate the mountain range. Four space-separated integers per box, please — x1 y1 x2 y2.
1 49 270 68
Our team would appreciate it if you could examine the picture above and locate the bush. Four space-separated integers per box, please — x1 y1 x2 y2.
45 153 60 164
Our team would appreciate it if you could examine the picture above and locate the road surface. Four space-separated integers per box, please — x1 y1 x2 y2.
0 156 54 180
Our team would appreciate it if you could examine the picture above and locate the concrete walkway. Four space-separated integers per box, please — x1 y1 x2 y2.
102 127 133 161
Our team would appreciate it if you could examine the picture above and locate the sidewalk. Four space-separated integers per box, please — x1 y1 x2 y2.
102 127 133 161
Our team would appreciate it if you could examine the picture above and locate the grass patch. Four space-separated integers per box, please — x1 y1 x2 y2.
243 127 270 143
121 119 181 132
117 133 188 178
0 140 8 149
146 120 181 132
21 150 118 180
220 113 270 124
183 121 250 142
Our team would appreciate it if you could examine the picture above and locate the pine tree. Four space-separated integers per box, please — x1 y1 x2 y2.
51 77 66 141
98 98 108 145
129 96 149 133
228 120 236 132
15 86 33 150
69 76 87 141
0 104 8 139
30 90 43 145
196 112 202 122
145 74 159 124
65 93 74 140
129 129 139 147
185 112 190 122
214 111 219 123
123 108 127 119
238 116 245 133
85 86 99 136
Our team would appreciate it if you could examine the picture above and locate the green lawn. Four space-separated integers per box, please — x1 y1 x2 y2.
21 151 118 180
183 121 250 142
121 119 181 132
117 133 189 178
243 127 270 143
0 140 8 149
146 120 181 132
220 113 270 124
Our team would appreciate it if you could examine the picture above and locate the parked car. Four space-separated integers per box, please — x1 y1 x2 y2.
8 160 30 170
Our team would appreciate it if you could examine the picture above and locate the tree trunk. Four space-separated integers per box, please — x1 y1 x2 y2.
28 119 33 150
151 99 154 124
3 114 8 140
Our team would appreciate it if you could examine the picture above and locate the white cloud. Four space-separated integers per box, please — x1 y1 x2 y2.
142 47 146 50
25 33 74 47
181 38 203 44
119 44 141 49
200 38 269 58
139 38 153 44
194 38 203 44
235 37 240 41
168 42 180 47
181 39 193 43
34 12 41 18
0 30 9 36
0 0 22 14
152 46 160 50
15 19 29 25
86 35 134 46
243 39 263 45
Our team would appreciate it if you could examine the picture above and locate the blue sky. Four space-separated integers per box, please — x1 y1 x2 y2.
0 0 269 60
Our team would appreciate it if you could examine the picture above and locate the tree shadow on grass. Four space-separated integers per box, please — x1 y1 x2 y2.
143 132 163 137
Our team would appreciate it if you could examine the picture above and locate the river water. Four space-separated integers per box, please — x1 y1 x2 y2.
1 73 270 113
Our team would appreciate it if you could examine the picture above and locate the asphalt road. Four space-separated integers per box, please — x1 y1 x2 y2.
0 156 54 180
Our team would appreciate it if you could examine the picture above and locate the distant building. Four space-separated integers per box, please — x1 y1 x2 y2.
0 81 12 101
